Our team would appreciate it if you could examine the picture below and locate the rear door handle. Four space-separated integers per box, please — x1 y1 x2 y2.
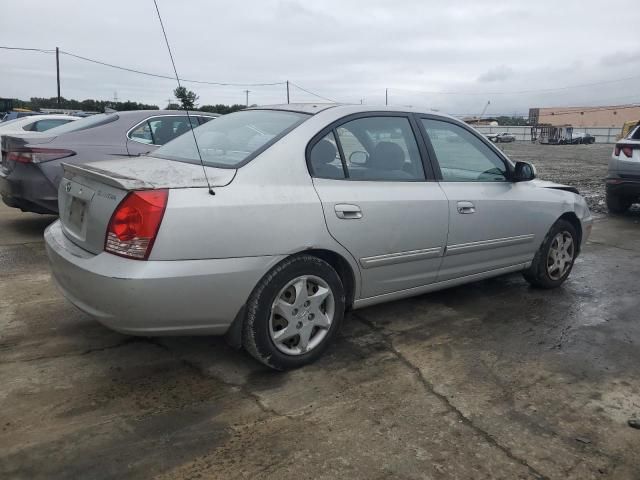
335 204 362 219
457 201 476 214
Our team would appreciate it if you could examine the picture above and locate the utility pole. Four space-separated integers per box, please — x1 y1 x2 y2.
286 81 290 104
385 88 388 106
56 47 61 107
244 89 250 107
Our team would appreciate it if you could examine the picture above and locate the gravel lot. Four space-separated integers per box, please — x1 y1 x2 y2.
2 143 640 479
500 142 612 214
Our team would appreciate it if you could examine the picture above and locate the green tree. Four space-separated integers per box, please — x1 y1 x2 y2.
173 86 199 109
199 104 246 115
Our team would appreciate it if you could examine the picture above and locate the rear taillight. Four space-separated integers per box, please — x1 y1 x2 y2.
105 190 168 260
615 144 635 158
6 147 75 164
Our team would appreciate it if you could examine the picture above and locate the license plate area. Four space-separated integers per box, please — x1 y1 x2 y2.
67 196 87 231
61 179 95 241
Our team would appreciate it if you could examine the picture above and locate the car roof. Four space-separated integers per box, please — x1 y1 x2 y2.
112 110 220 118
253 103 458 120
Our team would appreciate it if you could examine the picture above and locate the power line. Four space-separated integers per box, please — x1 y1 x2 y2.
289 82 337 103
0 45 55 53
60 50 285 87
1 45 286 87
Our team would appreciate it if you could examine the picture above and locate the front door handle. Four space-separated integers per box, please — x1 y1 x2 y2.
457 201 476 214
335 204 363 219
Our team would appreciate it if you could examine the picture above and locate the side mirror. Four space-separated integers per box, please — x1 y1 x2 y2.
513 161 536 182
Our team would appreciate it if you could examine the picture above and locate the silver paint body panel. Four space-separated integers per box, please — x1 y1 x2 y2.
45 105 593 335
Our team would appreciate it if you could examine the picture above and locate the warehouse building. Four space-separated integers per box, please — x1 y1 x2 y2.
528 104 640 128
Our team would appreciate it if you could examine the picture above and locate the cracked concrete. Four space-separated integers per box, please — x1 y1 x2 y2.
1 144 640 479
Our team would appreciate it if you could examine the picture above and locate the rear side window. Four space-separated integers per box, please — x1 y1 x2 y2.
45 113 119 135
27 119 74 132
309 116 425 181
309 132 345 179
422 119 508 182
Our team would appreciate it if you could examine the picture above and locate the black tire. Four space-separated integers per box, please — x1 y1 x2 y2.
243 254 345 370
606 192 632 214
523 219 578 289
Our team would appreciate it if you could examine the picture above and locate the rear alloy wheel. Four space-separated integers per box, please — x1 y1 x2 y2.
606 192 632 214
243 255 345 370
523 219 578 289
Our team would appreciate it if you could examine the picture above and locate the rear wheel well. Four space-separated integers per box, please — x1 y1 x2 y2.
558 212 582 253
303 249 356 310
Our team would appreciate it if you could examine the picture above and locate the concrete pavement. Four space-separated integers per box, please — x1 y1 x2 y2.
1 203 639 479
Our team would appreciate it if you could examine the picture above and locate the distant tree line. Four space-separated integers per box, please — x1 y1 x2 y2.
495 116 529 126
13 97 159 112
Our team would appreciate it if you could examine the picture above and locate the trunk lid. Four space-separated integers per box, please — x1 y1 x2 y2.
59 155 236 254
1 133 57 172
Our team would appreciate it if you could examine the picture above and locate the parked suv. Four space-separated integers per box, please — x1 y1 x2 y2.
606 125 640 213
0 110 218 214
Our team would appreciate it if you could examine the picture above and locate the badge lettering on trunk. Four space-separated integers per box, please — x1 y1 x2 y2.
65 182 72 193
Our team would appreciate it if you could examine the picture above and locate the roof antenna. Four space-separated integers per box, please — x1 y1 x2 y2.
152 0 215 195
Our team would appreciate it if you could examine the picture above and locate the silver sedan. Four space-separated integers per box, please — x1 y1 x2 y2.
45 104 593 370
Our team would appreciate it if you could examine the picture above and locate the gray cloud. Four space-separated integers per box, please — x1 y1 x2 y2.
1 0 639 115
477 66 515 83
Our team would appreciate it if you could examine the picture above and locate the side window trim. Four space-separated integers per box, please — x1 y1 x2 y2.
332 127 350 178
416 114 514 181
306 111 431 182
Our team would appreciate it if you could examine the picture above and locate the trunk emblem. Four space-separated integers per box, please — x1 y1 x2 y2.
65 182 72 193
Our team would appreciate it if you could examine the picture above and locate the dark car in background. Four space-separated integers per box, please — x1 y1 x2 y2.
569 132 596 144
0 110 218 214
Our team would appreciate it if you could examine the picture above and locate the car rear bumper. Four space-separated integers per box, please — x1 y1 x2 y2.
606 177 640 198
0 163 58 214
45 220 284 335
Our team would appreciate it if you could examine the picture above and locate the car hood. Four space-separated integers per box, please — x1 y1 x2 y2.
530 178 579 194
64 155 236 190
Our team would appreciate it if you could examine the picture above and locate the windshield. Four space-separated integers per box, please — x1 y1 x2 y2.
45 113 119 135
153 109 309 168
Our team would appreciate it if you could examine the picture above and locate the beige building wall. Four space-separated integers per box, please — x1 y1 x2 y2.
529 105 640 127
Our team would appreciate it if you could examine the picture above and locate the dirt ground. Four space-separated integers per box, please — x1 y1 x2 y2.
2 143 640 479
500 142 613 214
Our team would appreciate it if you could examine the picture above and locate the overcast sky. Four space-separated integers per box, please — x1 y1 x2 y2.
1 0 639 116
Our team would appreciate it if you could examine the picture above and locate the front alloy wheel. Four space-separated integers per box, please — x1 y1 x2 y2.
546 231 574 280
269 275 335 355
523 219 578 289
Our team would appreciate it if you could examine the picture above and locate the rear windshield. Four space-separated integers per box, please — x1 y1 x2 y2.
627 124 640 140
45 113 119 135
152 109 309 168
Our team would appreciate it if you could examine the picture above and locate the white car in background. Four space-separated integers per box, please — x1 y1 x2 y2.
0 114 80 134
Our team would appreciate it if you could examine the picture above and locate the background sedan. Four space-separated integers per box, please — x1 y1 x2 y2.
0 109 218 214
0 114 80 134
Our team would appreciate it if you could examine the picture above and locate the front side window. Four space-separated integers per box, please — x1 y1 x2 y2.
313 116 425 181
129 116 201 145
153 110 309 168
422 119 508 182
